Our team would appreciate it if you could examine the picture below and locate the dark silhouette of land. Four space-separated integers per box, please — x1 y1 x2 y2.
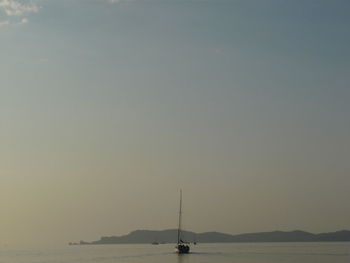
70 229 350 245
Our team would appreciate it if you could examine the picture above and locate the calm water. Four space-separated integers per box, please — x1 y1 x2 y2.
1 243 349 263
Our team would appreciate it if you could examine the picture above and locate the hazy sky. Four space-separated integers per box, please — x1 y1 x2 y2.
1 0 350 247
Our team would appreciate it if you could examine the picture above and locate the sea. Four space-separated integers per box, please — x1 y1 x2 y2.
1 242 349 263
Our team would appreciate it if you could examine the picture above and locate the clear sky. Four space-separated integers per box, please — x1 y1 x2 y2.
1 0 350 247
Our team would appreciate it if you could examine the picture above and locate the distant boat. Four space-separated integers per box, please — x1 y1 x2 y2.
175 190 190 254
152 237 159 245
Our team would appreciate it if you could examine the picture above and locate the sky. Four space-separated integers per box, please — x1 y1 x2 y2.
1 0 350 247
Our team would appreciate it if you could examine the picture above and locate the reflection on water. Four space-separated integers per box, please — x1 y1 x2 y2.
0 243 349 263
177 253 189 263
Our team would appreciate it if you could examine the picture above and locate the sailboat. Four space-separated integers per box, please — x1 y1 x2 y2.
175 190 190 254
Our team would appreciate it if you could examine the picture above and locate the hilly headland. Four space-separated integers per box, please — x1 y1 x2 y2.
70 229 350 245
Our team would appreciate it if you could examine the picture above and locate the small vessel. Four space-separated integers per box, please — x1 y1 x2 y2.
175 190 190 254
152 237 159 245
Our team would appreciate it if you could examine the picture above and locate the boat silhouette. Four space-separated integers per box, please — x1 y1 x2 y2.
175 190 190 254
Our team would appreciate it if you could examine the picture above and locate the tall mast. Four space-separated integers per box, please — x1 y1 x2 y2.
177 189 182 244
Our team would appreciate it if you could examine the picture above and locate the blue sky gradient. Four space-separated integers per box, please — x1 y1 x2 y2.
1 0 349 246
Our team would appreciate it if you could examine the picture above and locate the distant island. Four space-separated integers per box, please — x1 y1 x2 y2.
69 229 350 245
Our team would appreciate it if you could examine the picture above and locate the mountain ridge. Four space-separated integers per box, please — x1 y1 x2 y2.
70 229 350 245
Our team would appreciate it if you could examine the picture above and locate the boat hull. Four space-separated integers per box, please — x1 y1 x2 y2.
176 244 190 254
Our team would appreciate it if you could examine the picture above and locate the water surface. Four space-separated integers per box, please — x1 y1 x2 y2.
1 242 349 263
